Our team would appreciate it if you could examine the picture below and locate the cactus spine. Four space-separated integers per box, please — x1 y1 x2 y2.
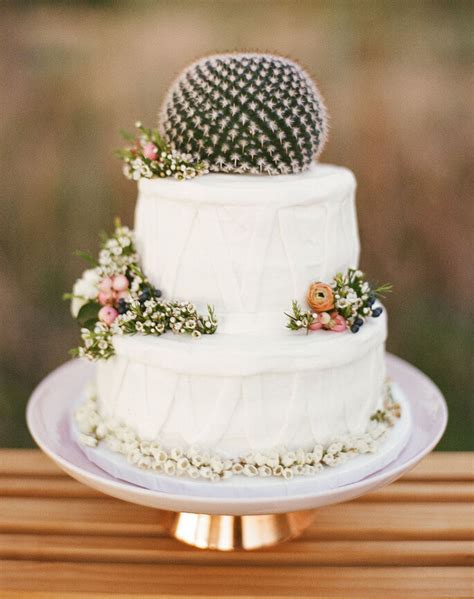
160 53 328 176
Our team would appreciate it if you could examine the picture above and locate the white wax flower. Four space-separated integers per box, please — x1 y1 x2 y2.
326 442 343 455
223 459 233 472
210 458 224 474
281 452 296 467
170 447 183 461
177 457 190 471
77 420 93 434
122 440 139 454
258 465 272 477
79 433 97 448
295 449 306 465
322 454 337 467
253 453 267 467
243 464 258 477
266 456 279 468
127 449 141 465
75 385 399 481
200 466 212 479
139 441 152 455
164 460 176 476
188 466 200 479
151 448 167 463
71 268 100 317
95 423 108 439
138 456 152 469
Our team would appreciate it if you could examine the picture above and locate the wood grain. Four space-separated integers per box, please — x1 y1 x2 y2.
1 450 472 480
0 476 472 503
1 562 473 597
0 449 63 477
0 450 473 598
1 497 472 540
0 534 472 567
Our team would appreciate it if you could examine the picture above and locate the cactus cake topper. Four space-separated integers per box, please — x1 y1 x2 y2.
159 53 328 176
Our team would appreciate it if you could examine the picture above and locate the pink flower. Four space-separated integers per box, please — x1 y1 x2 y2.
98 305 118 326
143 143 158 160
99 277 114 292
115 290 130 301
327 312 347 333
112 274 129 292
308 312 331 331
98 290 114 305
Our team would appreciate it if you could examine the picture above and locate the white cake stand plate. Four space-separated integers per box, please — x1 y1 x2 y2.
27 353 447 550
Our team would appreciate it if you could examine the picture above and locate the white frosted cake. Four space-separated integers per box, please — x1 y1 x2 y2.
71 53 400 483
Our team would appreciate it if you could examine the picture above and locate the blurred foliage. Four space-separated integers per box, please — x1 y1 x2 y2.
0 0 472 449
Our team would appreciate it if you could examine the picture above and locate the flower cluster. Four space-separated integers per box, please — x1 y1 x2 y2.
76 383 400 481
66 221 138 323
332 268 392 333
286 268 391 335
67 222 218 361
117 298 217 340
286 301 346 333
117 122 207 181
371 383 402 426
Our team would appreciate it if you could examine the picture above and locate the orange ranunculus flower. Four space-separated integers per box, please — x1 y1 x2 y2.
307 282 335 312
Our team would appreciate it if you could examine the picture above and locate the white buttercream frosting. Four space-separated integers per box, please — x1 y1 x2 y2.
76 381 400 481
96 313 387 456
92 162 390 467
135 163 359 334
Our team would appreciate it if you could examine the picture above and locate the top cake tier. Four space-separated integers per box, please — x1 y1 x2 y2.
134 163 359 334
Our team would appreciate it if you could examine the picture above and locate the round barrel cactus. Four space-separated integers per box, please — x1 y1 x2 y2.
159 53 328 175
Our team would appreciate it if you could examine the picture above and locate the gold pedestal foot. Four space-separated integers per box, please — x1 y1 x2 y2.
162 510 316 551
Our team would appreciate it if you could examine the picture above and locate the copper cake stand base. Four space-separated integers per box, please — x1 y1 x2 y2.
161 509 316 551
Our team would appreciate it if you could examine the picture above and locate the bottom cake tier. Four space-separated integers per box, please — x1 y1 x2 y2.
74 312 400 481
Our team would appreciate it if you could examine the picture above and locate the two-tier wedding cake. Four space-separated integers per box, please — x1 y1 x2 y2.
70 54 402 484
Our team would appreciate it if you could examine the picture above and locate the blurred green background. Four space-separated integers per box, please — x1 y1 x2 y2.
0 0 472 450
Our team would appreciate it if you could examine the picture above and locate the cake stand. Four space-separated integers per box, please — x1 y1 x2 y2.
26 353 447 551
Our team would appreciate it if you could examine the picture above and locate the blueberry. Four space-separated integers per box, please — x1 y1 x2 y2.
139 289 150 303
355 317 364 327
372 307 383 318
117 298 129 314
368 292 376 306
154 288 162 298
351 324 360 333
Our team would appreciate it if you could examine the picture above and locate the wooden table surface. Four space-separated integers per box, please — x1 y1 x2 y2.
0 450 472 598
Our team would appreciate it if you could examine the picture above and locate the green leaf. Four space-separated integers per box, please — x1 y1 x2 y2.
77 301 100 326
74 250 98 267
99 230 109 244
152 129 167 151
375 282 393 298
119 128 135 142
115 149 133 159
81 318 99 331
